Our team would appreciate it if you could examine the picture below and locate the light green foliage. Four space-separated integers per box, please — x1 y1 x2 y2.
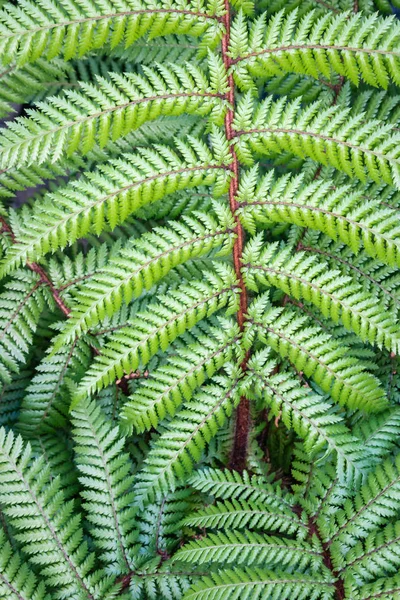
231 10 400 89
134 371 242 507
0 427 118 600
178 448 400 599
0 414 203 600
0 272 52 386
0 64 227 170
1 0 400 597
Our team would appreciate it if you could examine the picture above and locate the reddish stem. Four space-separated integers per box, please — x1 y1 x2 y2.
308 517 346 600
221 1 250 471
0 216 71 316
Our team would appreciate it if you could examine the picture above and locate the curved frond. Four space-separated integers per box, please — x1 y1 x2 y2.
189 467 296 511
246 295 386 412
182 499 308 538
73 268 240 405
0 138 231 275
231 10 400 90
243 237 400 352
18 340 92 437
233 95 400 188
0 64 226 170
123 318 241 432
0 1 220 66
237 168 400 267
54 210 235 350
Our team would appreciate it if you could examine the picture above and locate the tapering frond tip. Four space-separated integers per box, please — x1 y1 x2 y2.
133 375 242 509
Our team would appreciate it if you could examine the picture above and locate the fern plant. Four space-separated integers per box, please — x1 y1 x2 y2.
176 415 400 599
0 400 205 600
1 0 400 596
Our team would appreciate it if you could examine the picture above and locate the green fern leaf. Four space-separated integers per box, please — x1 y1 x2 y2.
72 400 137 575
0 427 119 600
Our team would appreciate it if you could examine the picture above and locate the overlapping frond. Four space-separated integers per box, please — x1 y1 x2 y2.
231 10 400 90
73 268 240 405
189 467 295 510
0 138 231 275
55 210 235 350
237 168 400 267
243 237 400 352
323 454 400 546
123 318 241 432
0 0 222 66
17 340 92 437
134 372 242 507
233 95 400 188
0 63 227 170
246 295 386 412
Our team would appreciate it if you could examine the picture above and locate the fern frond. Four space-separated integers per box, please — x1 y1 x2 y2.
0 271 50 386
55 211 235 350
324 453 400 545
29 430 79 500
0 527 51 600
231 11 400 90
246 295 386 412
0 428 118 600
17 340 92 437
234 96 400 188
0 139 231 274
182 498 308 538
245 351 367 483
0 370 30 428
243 238 400 352
72 400 136 575
0 58 72 118
73 268 239 405
134 372 242 507
298 232 400 312
182 567 335 600
189 467 295 511
353 407 400 464
342 521 400 582
358 573 400 600
122 318 241 432
237 168 400 267
0 1 220 66
175 529 323 570
0 64 227 170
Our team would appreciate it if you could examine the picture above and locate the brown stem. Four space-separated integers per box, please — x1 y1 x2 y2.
0 216 70 316
308 517 345 600
116 370 149 395
221 0 250 472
